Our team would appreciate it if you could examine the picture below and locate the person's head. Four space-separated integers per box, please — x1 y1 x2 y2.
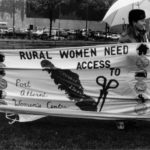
128 9 146 32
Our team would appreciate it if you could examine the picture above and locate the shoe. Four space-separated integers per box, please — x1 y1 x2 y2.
116 121 125 130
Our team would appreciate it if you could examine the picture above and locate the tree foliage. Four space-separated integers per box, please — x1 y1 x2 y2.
26 0 115 21
26 0 115 36
27 0 66 36
76 0 112 20
27 0 62 19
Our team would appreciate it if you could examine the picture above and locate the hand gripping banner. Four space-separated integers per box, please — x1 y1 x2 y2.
0 43 150 123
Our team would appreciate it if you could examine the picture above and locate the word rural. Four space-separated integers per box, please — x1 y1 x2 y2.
19 50 52 60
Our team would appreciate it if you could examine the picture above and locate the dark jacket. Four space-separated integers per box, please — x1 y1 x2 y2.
119 25 149 43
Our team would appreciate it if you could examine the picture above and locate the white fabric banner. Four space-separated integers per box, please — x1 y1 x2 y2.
0 42 150 122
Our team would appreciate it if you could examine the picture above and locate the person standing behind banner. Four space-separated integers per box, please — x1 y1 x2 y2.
117 9 149 130
119 9 149 43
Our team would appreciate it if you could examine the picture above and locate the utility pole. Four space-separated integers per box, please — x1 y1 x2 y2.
57 1 64 40
85 4 88 40
13 0 15 37
58 4 61 40
122 18 126 32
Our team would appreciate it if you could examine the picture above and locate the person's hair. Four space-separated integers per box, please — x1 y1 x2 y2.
128 9 145 25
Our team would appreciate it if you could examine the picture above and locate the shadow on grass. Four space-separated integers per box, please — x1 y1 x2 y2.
0 113 150 150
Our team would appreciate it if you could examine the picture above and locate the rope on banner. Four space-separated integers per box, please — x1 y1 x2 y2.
5 113 19 124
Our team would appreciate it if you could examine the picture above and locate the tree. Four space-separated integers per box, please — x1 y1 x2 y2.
26 0 115 36
56 0 115 21
27 0 115 21
27 0 66 37
75 0 115 21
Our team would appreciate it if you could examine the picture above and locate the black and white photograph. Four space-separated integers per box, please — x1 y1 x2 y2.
0 0 150 149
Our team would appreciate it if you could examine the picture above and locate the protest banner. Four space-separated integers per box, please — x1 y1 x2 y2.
0 43 150 122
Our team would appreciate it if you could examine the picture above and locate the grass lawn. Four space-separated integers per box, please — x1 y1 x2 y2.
0 113 150 150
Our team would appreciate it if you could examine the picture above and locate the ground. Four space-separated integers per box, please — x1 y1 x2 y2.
0 40 149 149
0 113 150 150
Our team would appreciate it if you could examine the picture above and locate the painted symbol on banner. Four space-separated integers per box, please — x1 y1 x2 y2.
134 94 148 115
96 76 119 112
136 57 149 69
0 55 6 76
0 91 7 105
41 59 97 111
0 63 6 68
135 70 147 81
136 43 149 56
135 103 147 115
0 78 7 89
0 53 5 62
137 94 148 103
136 44 149 69
0 99 7 105
0 90 7 99
0 52 6 104
134 81 147 94
134 70 147 94
0 68 6 76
